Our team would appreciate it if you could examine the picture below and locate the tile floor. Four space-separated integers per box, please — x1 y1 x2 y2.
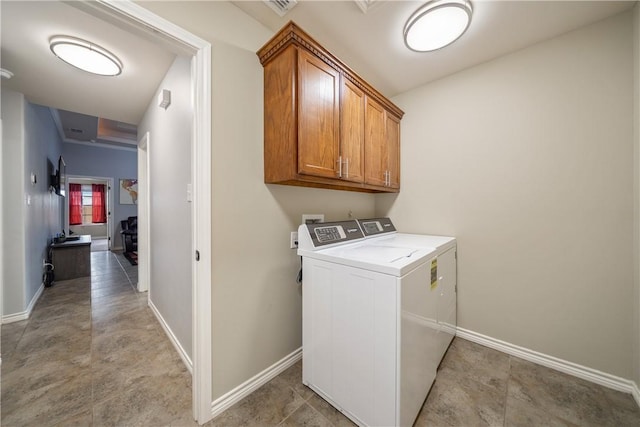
1 250 193 426
211 338 640 427
90 238 109 252
2 250 640 426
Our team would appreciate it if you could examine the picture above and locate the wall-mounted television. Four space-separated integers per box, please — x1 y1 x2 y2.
50 155 66 197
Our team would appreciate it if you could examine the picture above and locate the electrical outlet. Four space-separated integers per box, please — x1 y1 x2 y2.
290 231 298 249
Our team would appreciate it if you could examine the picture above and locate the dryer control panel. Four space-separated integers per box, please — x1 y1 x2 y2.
306 220 364 248
357 218 396 237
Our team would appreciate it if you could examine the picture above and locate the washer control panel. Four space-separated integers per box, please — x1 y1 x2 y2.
307 220 364 247
315 226 345 243
357 218 396 237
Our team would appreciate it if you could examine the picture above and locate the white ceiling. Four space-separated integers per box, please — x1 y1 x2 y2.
0 0 176 125
234 0 635 98
0 0 634 129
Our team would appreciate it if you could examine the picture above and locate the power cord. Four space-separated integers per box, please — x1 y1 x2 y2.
43 246 55 287
296 256 303 284
43 262 55 287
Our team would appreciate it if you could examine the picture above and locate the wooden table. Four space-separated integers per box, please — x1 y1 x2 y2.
50 235 92 281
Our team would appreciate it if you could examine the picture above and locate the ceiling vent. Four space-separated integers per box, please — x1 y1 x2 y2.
263 0 298 17
354 0 381 14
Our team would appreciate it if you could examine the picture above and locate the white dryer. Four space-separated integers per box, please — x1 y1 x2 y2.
298 218 456 427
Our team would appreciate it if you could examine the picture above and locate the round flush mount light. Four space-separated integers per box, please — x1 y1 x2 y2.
404 0 473 52
49 36 122 76
0 68 14 79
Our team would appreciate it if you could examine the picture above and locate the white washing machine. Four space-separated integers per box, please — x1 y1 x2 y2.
298 218 457 427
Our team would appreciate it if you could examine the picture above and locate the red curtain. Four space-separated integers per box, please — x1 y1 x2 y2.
92 184 106 223
69 183 82 225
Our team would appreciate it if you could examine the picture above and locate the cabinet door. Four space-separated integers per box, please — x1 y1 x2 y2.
364 97 387 187
386 113 400 189
340 77 365 183
297 49 340 178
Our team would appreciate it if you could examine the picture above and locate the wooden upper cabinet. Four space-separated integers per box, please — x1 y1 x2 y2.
340 77 365 183
258 22 404 193
386 113 401 189
297 49 340 179
263 45 297 184
364 97 387 187
364 98 401 189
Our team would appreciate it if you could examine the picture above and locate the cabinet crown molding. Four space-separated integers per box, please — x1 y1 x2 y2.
257 21 404 119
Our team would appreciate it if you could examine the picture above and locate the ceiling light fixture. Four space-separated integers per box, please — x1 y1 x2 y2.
49 36 122 76
404 0 473 52
0 68 14 79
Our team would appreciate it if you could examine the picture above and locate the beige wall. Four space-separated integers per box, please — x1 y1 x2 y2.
139 55 194 360
210 41 375 398
138 1 376 400
137 0 270 52
634 3 640 386
379 11 634 378
141 0 639 397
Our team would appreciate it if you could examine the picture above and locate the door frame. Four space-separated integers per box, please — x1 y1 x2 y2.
0 119 3 328
87 1 212 423
65 175 114 248
137 132 150 293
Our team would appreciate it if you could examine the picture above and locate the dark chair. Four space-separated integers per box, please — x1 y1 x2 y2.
120 216 138 253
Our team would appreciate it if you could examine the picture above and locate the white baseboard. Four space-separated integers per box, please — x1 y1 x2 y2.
210 347 302 419
456 327 639 400
148 298 193 374
632 381 640 408
2 283 44 324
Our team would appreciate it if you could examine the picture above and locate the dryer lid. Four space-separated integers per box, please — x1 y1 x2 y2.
329 244 419 264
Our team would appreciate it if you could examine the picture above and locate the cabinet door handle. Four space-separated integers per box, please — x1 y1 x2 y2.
344 158 349 178
387 170 391 186
336 156 342 178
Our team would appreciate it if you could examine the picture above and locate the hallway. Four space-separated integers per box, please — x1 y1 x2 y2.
1 251 193 426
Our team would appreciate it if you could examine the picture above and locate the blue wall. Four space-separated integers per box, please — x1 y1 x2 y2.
24 103 64 307
62 143 137 247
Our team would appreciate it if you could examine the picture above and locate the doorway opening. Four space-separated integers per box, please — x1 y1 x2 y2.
65 175 114 251
79 2 213 423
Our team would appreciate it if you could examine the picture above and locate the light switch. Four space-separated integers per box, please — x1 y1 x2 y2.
158 89 171 109
186 183 192 202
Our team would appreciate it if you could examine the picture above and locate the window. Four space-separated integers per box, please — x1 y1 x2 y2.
73 184 106 224
81 185 94 224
